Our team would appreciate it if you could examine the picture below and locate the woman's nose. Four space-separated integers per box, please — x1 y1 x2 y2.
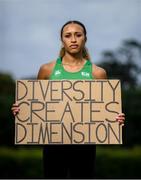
71 35 76 42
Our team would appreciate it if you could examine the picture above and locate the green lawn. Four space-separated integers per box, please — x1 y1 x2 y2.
0 146 43 178
96 145 141 178
0 145 141 178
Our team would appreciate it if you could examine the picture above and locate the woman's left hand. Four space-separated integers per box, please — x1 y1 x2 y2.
116 113 125 125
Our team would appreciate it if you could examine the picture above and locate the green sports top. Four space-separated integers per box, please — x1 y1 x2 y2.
50 57 93 80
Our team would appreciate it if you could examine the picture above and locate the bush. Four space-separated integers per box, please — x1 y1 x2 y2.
122 88 141 146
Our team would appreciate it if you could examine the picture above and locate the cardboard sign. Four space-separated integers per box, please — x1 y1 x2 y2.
15 80 123 144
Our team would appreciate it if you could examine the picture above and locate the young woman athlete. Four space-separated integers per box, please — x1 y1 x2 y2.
12 20 125 179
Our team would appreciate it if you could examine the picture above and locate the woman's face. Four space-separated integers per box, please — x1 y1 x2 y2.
62 23 86 55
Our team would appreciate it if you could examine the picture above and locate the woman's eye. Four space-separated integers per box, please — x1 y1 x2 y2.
65 35 71 38
77 34 82 37
64 34 82 38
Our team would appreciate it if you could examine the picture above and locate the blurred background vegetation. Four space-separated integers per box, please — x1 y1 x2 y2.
0 39 141 178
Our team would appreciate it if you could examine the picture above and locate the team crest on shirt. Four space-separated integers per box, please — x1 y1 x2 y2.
54 70 61 76
81 71 90 77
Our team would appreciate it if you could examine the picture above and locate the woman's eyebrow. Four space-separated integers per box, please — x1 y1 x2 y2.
64 31 83 34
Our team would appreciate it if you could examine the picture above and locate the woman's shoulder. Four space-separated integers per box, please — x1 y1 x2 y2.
92 63 107 79
37 60 56 79
40 60 56 70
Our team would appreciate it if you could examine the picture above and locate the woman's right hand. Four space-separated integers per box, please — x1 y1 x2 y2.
11 103 20 116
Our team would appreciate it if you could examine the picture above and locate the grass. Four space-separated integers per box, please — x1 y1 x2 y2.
96 145 141 178
0 146 43 178
0 145 141 178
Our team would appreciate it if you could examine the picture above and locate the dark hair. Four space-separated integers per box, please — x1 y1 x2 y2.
59 20 90 60
60 20 87 40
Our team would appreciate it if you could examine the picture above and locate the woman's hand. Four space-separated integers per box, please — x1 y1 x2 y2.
116 113 125 125
11 103 20 116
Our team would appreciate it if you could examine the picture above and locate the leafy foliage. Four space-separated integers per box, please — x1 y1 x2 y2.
98 39 141 89
0 72 15 145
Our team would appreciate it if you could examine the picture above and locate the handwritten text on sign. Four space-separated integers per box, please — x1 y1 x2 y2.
15 80 122 144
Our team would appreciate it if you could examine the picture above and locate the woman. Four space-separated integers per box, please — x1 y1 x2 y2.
12 20 125 178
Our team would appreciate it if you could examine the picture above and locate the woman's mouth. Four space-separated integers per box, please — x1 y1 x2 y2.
70 44 78 49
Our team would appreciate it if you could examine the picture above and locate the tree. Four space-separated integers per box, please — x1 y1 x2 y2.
98 39 141 89
97 39 141 147
0 72 15 145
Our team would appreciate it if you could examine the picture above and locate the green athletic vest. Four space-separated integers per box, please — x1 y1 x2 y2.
50 57 93 80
